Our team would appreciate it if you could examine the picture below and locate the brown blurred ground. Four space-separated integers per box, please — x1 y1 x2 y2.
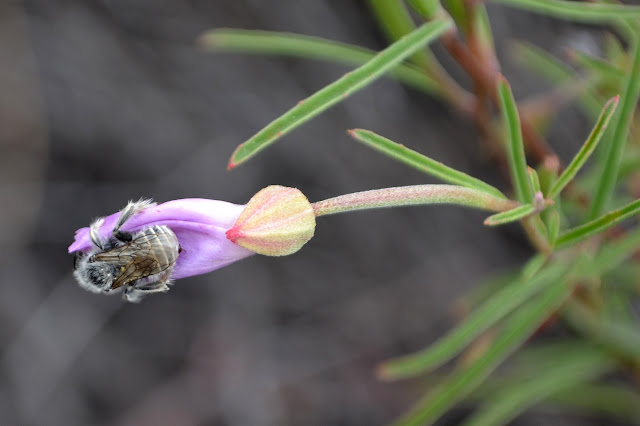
0 1 619 425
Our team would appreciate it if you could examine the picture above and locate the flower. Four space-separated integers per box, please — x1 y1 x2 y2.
69 198 255 279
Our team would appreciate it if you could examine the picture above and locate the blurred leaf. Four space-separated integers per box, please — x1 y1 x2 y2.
564 299 640 365
521 253 548 280
511 40 573 83
470 4 497 62
492 0 640 23
225 18 453 168
547 95 620 199
368 0 430 68
510 41 603 120
556 197 640 249
199 29 440 95
407 0 443 20
461 341 640 423
392 276 576 425
443 0 470 33
570 49 625 81
484 204 535 226
461 347 614 426
604 32 626 65
549 383 640 423
603 263 640 293
379 263 568 380
587 226 640 276
371 0 475 111
424 365 640 423
497 76 534 204
348 129 506 199
589 34 640 219
520 80 589 135
602 287 637 326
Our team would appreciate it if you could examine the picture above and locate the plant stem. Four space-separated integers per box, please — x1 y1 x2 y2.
312 185 518 217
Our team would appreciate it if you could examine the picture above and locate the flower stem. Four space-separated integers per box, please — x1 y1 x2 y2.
312 185 518 217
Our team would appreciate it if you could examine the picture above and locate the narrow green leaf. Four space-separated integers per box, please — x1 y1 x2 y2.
484 204 535 226
348 129 507 199
547 95 620 199
589 34 640 219
392 278 575 426
543 207 560 246
226 19 453 168
498 75 534 203
527 167 541 194
555 197 640 249
378 263 567 380
461 348 613 426
492 0 640 23
199 29 440 95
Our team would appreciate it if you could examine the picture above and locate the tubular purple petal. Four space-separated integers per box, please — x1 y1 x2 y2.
69 199 255 279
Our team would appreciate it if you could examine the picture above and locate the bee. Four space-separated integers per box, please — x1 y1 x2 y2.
73 199 182 302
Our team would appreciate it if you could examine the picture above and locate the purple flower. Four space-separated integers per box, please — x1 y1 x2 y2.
69 198 255 279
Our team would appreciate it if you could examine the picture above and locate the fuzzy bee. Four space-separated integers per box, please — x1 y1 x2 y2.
73 199 182 302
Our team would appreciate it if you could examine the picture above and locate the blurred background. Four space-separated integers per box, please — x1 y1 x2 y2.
0 1 620 425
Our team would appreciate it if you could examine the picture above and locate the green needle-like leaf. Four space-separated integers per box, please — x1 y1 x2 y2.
461 348 613 426
484 204 535 226
348 129 507 199
589 34 640 219
555 197 640 249
226 18 452 168
492 0 640 23
498 75 534 204
378 263 568 380
199 29 440 95
392 277 575 426
547 95 620 199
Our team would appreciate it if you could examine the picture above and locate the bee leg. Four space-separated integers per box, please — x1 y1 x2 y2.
124 282 170 303
113 198 156 234
89 218 105 250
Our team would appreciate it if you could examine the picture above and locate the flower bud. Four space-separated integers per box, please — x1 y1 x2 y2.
226 185 316 256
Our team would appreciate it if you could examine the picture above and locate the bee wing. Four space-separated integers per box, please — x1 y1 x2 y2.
93 233 170 290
